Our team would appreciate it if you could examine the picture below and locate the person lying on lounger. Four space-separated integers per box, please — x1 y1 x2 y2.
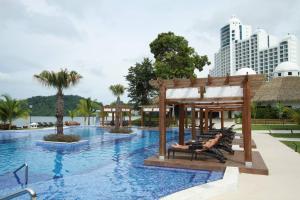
171 133 222 150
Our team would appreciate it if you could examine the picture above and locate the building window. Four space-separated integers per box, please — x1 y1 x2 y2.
288 72 292 76
278 73 281 77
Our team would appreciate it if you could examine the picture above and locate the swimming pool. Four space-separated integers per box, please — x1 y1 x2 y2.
0 127 223 199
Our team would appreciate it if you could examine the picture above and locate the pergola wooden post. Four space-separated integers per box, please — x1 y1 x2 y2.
204 109 208 132
120 111 123 127
101 112 105 127
141 108 144 127
209 111 213 130
199 108 204 134
158 84 166 160
129 111 132 126
191 106 196 140
243 76 253 166
184 107 188 128
221 110 224 129
179 104 185 145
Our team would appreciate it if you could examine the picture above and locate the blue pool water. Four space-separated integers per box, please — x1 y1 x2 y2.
0 127 223 199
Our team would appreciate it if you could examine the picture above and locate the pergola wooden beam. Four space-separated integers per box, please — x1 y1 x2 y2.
150 75 264 89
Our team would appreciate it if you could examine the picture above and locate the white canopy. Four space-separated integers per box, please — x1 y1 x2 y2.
166 86 243 99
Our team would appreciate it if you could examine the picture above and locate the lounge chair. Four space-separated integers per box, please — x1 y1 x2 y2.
168 134 226 163
195 129 236 155
37 122 43 128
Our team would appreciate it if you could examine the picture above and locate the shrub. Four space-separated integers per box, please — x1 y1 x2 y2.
44 134 80 142
109 128 133 134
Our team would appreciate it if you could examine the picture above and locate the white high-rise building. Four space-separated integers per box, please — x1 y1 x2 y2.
210 16 300 79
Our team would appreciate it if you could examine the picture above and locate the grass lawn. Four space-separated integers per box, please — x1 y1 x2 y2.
250 124 300 130
270 133 300 138
281 141 300 153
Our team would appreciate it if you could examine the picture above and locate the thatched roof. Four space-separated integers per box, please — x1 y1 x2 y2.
253 77 300 102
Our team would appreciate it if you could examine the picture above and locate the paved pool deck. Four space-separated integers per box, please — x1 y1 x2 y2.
212 132 300 200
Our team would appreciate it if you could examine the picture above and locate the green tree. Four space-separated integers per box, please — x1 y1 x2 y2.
109 84 125 129
251 102 258 119
34 69 82 135
125 58 156 109
77 98 99 125
68 110 77 121
276 102 285 120
0 95 29 129
149 32 210 79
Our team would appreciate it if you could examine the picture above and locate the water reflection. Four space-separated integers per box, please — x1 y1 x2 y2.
53 150 64 179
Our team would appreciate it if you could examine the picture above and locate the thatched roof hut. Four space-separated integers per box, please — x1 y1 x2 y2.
253 77 300 103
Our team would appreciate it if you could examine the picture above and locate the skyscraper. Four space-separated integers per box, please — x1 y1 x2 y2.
210 16 300 79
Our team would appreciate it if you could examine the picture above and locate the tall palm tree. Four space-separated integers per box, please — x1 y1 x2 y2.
68 110 77 121
0 95 29 129
34 69 82 135
77 98 98 125
109 84 125 129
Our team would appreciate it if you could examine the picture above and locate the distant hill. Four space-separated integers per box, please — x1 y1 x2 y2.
23 95 101 116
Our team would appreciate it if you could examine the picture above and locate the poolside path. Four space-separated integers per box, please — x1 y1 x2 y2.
212 132 300 200
275 137 300 141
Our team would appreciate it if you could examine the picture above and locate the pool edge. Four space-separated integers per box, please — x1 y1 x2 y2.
161 167 239 200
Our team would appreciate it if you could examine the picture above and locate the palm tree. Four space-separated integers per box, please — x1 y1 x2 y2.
77 98 98 125
34 69 82 135
109 84 125 129
68 110 77 121
0 95 29 129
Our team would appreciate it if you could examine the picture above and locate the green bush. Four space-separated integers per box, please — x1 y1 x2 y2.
255 105 278 119
44 134 80 142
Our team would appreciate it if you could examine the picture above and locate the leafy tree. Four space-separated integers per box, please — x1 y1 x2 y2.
34 69 82 135
0 95 29 129
77 98 99 125
68 110 77 121
125 58 157 109
149 32 210 79
276 102 285 120
251 102 258 119
109 84 125 129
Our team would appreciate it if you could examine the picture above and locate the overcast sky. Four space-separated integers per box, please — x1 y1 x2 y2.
0 0 299 104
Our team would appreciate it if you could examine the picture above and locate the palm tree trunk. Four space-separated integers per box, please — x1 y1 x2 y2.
56 88 64 135
115 97 120 129
88 115 90 125
8 119 12 130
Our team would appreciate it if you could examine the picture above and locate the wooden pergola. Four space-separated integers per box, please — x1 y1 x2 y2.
101 105 132 127
140 105 173 127
150 74 264 167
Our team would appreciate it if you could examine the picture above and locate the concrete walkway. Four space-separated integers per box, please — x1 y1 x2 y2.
212 132 300 200
235 129 300 134
275 137 300 142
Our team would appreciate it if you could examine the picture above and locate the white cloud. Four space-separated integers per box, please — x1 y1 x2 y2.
0 0 299 104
